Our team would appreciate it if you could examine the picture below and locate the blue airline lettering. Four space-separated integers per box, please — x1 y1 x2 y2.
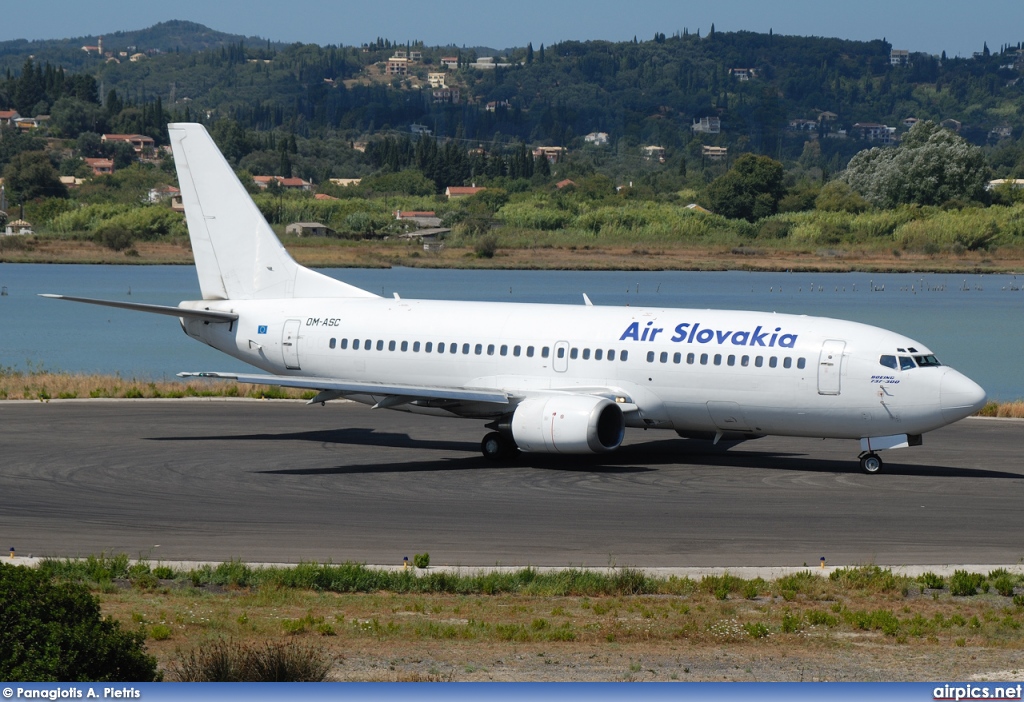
629 321 797 348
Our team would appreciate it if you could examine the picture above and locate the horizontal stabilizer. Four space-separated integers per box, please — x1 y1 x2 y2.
178 371 510 405
39 294 238 323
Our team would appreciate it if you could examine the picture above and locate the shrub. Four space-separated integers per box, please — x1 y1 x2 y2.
949 570 985 596
744 621 771 639
414 553 430 569
170 639 331 682
94 224 135 251
781 611 804 633
150 624 172 641
918 572 945 590
992 575 1017 597
0 563 160 681
474 236 498 258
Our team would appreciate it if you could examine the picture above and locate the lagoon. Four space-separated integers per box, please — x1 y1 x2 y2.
1 263 1021 400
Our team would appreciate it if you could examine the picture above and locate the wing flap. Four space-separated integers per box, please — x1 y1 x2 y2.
177 372 509 405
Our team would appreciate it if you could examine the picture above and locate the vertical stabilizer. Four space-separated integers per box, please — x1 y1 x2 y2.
169 123 376 301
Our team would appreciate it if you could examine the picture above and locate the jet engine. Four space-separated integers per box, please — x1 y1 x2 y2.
510 395 625 454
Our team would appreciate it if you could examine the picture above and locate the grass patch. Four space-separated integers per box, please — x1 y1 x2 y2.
169 639 331 682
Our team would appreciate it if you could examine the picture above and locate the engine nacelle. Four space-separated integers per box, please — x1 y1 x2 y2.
511 395 625 454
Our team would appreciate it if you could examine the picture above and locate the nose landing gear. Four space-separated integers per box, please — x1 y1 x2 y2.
859 452 883 474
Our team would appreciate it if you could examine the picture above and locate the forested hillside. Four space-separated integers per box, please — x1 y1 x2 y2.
2 21 1024 261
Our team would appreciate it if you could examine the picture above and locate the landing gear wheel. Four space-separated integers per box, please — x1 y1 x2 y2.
859 452 883 474
481 432 518 460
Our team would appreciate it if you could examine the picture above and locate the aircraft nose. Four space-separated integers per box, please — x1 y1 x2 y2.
940 369 987 423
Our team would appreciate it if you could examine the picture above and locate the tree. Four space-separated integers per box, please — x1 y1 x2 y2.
703 153 786 221
0 564 160 681
841 121 991 207
2 151 67 202
50 97 105 138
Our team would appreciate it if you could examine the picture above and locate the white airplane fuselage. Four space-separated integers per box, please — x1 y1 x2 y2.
181 296 982 441
46 123 988 472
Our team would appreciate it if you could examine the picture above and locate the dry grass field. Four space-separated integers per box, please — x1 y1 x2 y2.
3 236 1024 273
37 559 1024 682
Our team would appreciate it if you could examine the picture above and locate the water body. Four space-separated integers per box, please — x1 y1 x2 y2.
2 263 1022 399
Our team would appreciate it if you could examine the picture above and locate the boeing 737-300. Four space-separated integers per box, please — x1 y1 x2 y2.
43 123 988 473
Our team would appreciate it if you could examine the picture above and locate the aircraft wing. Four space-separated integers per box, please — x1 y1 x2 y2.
177 371 510 406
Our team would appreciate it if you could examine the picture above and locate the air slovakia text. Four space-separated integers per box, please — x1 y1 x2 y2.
619 321 798 348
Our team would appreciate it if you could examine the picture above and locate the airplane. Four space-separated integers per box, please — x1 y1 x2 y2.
43 123 988 474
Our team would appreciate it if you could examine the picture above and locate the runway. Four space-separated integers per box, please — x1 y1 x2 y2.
1 400 1022 567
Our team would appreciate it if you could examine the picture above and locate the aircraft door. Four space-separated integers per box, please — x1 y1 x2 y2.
817 339 846 395
282 319 302 370
553 340 570 372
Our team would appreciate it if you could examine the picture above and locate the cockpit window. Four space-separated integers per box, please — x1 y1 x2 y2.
879 355 897 369
899 356 916 370
914 354 942 367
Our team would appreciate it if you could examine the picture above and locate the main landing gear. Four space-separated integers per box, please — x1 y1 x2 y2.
858 452 883 474
481 432 519 460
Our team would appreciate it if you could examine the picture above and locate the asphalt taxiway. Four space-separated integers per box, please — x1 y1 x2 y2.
1 400 1022 567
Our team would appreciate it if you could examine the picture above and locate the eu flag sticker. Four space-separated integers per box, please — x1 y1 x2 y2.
257 325 268 334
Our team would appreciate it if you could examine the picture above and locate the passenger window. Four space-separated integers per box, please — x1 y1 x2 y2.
659 352 668 363
899 356 915 371
879 355 897 369
741 355 749 367
569 348 578 360
687 353 695 364
700 353 708 365
413 341 420 352
514 345 521 357
462 343 470 354
487 344 495 355
557 347 565 359
769 357 778 368
401 341 409 352
620 350 628 361
727 355 735 366
713 354 722 366
647 351 655 363
353 339 360 350
673 352 681 364
755 356 763 367
475 344 483 355
389 340 397 351
527 346 535 357
425 342 432 353
376 340 384 351
340 338 348 350
436 342 443 354
500 345 508 356
582 348 590 360
450 343 458 354
329 338 336 349
594 349 603 361
541 347 549 358
797 357 806 369
783 357 792 369
608 349 616 361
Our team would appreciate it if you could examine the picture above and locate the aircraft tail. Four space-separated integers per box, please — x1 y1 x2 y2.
168 122 376 301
